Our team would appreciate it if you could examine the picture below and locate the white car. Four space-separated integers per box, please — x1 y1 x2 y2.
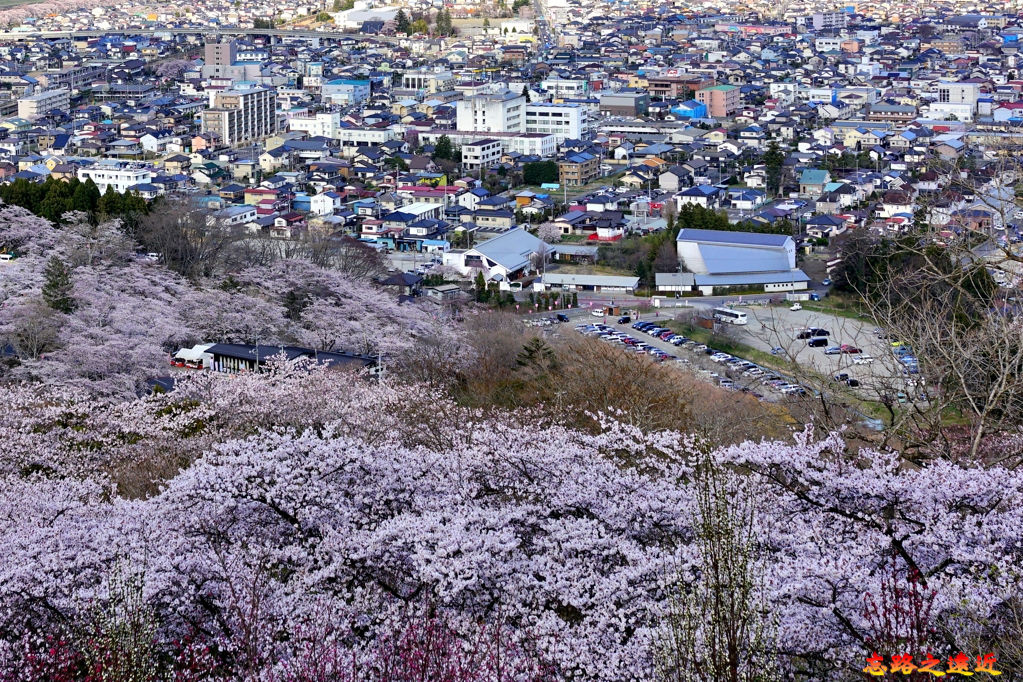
853 356 875 365
790 302 802 311
591 309 606 317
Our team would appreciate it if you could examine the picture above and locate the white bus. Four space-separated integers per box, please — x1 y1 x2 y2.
713 307 749 325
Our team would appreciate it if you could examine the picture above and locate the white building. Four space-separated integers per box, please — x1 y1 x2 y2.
524 103 585 143
926 82 980 122
461 139 503 171
77 165 153 194
320 79 371 106
418 130 556 159
401 70 455 94
289 112 342 138
456 91 526 133
200 88 277 146
17 89 69 119
541 76 590 99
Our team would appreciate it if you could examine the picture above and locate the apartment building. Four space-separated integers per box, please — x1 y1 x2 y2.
541 77 590 99
289 111 342 138
456 91 526 133
17 89 70 119
695 84 740 118
524 103 585 143
462 139 504 171
201 88 277 146
559 151 600 187
77 165 152 193
647 75 714 99
401 70 455 94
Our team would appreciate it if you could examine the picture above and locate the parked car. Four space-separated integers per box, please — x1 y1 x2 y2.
853 355 875 365
618 316 631 324
556 313 570 322
840 345 862 354
591 309 605 317
808 338 829 348
824 346 842 355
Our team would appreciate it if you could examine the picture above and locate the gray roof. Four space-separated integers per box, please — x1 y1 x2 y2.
676 228 792 248
692 270 810 286
698 244 791 274
554 244 600 256
655 272 696 286
471 227 544 271
542 273 640 288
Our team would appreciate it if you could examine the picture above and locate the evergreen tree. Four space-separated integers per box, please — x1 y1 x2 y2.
99 186 122 216
395 9 411 34
433 135 453 161
42 256 75 314
474 271 488 303
521 84 531 103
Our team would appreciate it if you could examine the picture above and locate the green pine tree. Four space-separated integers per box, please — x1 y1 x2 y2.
42 256 75 314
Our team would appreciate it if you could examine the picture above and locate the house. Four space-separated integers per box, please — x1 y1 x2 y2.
804 214 848 238
799 169 831 198
442 227 546 280
659 165 690 192
676 185 722 209
424 283 463 302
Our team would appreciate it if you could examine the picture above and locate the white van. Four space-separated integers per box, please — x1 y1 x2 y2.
0 253 13 262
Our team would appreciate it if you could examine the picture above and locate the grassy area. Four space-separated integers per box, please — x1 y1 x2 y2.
666 321 798 376
800 291 872 321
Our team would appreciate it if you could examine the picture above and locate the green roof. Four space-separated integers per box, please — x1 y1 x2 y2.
701 84 739 91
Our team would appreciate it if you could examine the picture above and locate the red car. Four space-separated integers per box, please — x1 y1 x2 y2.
840 344 862 354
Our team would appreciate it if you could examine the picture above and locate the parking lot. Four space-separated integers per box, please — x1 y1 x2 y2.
565 315 816 403
681 303 925 404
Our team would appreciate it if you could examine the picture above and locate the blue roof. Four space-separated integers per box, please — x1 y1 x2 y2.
800 169 829 185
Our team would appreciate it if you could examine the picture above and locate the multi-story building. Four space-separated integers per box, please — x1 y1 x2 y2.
417 130 556 159
17 89 69 119
799 12 849 31
695 84 740 118
599 92 650 117
461 139 504 171
203 40 238 79
456 91 526 133
289 112 342 139
558 151 600 187
926 82 980 121
77 164 152 193
200 88 277 146
541 77 590 99
321 79 371 106
524 103 585 143
401 70 455 94
647 75 714 99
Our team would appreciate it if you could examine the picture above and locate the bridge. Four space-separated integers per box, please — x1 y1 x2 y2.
0 27 403 43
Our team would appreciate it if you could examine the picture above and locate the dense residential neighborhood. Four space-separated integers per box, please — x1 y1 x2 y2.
2 0 1023 679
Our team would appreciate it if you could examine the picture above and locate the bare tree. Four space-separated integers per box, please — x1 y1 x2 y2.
0 298 62 361
656 454 778 682
137 198 245 280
